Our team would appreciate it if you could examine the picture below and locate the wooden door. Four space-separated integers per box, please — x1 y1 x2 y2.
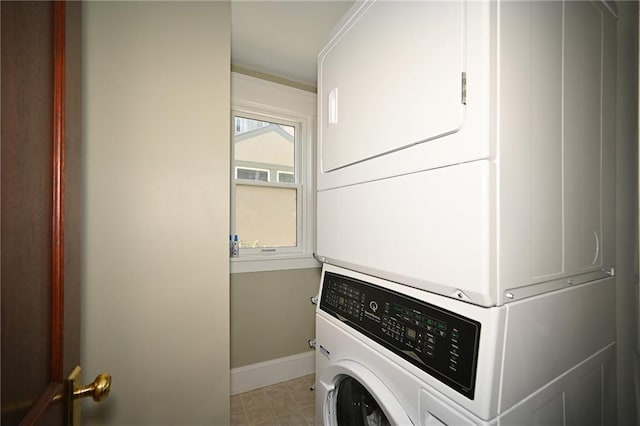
1 1 83 424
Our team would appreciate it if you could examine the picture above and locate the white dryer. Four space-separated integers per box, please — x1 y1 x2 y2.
316 264 616 425
316 0 618 307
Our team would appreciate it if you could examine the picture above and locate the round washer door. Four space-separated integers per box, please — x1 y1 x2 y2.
319 360 412 426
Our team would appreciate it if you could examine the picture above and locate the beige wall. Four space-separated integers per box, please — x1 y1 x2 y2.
81 2 230 424
231 268 320 368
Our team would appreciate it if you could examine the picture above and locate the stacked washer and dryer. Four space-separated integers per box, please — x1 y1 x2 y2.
314 1 618 425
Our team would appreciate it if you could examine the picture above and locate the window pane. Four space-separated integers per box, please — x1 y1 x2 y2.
236 167 269 182
234 116 295 183
235 184 297 248
277 171 295 183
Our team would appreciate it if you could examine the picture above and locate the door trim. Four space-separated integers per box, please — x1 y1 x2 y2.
51 0 66 383
21 2 67 422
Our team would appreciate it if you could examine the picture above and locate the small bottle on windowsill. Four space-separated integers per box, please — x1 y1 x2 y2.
232 235 239 257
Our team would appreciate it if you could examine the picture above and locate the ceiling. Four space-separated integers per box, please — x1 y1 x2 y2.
231 1 355 89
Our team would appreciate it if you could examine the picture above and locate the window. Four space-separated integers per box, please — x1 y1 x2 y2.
233 115 298 249
230 73 317 273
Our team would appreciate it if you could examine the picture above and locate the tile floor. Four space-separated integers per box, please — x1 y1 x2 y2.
231 374 316 426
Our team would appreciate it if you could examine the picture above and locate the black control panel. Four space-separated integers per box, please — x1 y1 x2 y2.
320 271 481 399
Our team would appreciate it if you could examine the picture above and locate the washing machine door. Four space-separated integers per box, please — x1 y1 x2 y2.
336 376 391 425
319 360 412 426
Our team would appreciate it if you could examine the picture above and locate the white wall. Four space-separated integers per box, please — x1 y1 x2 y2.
81 2 230 424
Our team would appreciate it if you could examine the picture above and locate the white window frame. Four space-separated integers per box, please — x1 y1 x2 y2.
230 72 318 273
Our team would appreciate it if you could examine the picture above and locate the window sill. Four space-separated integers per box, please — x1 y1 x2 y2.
230 253 321 274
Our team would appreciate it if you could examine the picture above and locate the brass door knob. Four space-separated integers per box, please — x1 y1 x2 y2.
74 373 112 402
55 367 112 425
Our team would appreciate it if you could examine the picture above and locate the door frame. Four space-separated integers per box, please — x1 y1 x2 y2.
15 2 70 423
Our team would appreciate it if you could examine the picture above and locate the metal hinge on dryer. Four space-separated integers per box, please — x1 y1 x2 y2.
461 72 467 105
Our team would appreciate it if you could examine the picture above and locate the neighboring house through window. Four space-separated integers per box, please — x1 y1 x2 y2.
230 73 318 273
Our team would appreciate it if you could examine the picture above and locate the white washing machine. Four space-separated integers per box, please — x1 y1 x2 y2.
316 264 616 425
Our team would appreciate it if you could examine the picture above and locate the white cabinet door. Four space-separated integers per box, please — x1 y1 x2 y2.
319 0 465 172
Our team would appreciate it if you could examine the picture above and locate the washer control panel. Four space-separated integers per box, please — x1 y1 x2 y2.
320 271 481 399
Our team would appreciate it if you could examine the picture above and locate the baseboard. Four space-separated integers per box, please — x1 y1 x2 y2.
231 351 315 395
